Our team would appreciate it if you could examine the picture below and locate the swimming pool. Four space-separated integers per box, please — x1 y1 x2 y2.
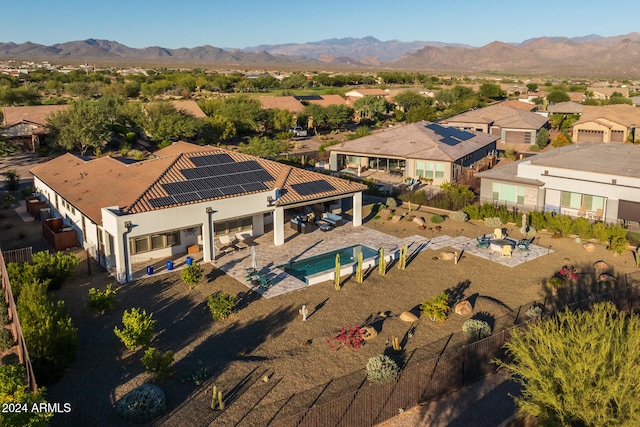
280 244 379 283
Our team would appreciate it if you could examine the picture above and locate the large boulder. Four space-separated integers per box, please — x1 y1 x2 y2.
594 260 609 271
399 311 419 322
582 243 596 253
439 251 456 261
360 326 378 340
413 216 426 227
598 273 617 283
454 300 473 316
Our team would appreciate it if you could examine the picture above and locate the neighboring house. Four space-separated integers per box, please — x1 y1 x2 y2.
344 88 390 105
518 91 546 104
170 100 207 118
571 104 640 143
476 142 640 226
294 94 347 107
326 121 498 185
256 96 305 113
631 96 640 107
496 100 538 112
587 86 629 100
30 141 367 283
1 104 68 151
440 104 548 145
547 102 584 115
567 92 585 103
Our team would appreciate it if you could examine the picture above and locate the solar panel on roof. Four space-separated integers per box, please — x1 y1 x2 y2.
172 193 201 204
241 182 267 192
149 196 176 208
191 153 234 167
199 188 223 199
219 185 244 196
440 136 460 146
291 180 336 196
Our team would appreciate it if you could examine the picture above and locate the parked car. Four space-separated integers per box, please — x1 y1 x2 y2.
288 126 308 137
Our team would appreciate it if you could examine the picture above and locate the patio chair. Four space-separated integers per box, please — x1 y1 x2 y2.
234 232 253 250
245 267 259 281
476 235 490 249
595 208 603 221
219 234 238 250
578 206 587 217
516 238 532 252
214 239 234 256
501 245 513 258
493 228 505 239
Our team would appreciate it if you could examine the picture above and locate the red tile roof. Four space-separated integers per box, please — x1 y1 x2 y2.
2 105 68 127
30 142 366 224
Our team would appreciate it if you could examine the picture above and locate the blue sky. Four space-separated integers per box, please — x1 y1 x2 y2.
1 0 637 49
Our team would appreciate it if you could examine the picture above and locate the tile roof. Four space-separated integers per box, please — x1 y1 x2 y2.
547 101 584 114
326 121 498 162
496 100 537 111
441 105 548 130
573 104 640 127
305 94 347 107
30 142 366 224
170 100 207 118
256 96 305 113
2 104 68 127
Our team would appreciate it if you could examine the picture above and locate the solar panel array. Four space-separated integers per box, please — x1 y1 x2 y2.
426 123 474 146
148 156 273 208
291 180 336 196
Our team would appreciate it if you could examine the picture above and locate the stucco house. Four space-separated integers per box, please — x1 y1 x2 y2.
571 104 640 143
29 142 367 282
440 104 548 145
257 96 305 113
476 142 640 226
326 121 498 186
1 104 68 151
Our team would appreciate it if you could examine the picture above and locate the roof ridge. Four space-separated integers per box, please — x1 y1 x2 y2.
123 153 185 213
273 165 293 189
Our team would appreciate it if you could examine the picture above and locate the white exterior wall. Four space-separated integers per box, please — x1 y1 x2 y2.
517 161 640 222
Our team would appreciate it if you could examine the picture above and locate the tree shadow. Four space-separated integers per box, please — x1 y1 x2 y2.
306 297 329 320
471 311 496 332
445 279 472 305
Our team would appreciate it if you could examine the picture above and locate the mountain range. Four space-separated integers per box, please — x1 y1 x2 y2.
1 33 640 77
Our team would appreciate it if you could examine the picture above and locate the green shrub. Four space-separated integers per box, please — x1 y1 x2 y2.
385 197 398 209
449 210 469 222
529 144 540 152
462 319 492 341
87 284 117 313
485 217 502 227
592 222 609 242
421 292 449 321
114 308 156 351
0 364 51 425
0 301 8 325
366 354 399 383
0 364 26 395
525 304 544 320
180 262 202 288
17 280 77 384
142 347 174 381
8 251 78 295
128 149 146 160
430 214 444 224
207 293 236 321
570 217 593 239
116 383 166 423
609 236 628 255
398 190 427 205
0 328 14 351
547 214 573 235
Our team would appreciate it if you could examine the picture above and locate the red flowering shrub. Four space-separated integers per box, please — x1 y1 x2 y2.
556 266 578 281
326 326 364 350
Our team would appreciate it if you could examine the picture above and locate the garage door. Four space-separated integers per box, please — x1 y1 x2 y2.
618 200 640 222
504 131 526 143
577 129 604 142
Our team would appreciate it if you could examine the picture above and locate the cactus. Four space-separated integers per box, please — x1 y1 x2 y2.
211 385 217 410
397 244 408 270
217 391 224 410
378 247 386 276
391 336 402 353
334 253 341 290
356 252 363 284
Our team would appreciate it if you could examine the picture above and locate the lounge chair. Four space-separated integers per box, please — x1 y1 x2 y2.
219 234 238 250
214 237 235 256
234 232 253 250
323 213 343 226
476 235 490 249
493 228 505 239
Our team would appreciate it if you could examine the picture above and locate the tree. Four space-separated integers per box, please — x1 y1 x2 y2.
47 100 112 155
551 133 572 147
439 181 475 210
238 136 288 158
392 91 431 112
198 96 264 134
547 90 570 104
17 280 78 384
352 96 388 122
479 83 505 100
497 302 640 426
197 115 236 145
535 128 549 148
406 104 437 123
0 365 52 426
526 83 539 92
141 101 199 143
265 108 294 133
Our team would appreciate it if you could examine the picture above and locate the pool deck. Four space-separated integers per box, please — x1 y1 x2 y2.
212 225 552 299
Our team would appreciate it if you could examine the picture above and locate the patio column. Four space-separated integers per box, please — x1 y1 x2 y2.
273 206 285 246
203 209 213 262
352 192 362 226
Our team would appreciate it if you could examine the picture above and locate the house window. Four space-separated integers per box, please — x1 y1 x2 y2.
214 216 253 236
561 192 604 211
492 183 525 204
415 161 444 179
345 155 361 166
130 230 181 255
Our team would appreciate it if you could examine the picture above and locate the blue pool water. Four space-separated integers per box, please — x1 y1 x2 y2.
280 244 379 282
